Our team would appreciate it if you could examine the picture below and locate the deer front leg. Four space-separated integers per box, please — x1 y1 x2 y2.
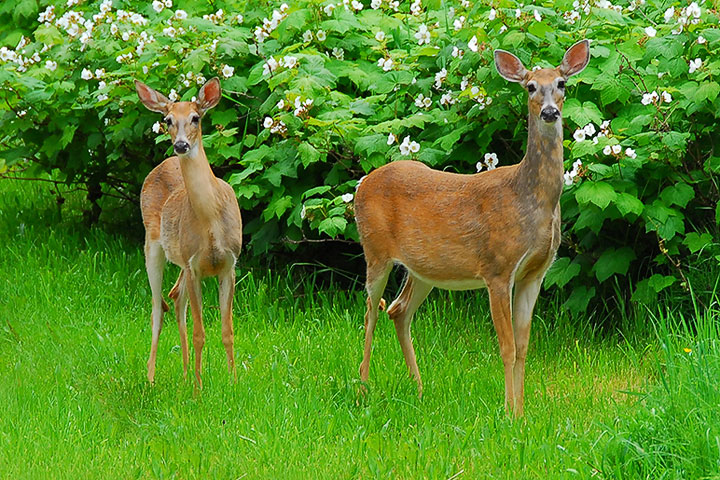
511 277 542 417
218 265 236 381
359 260 392 389
186 269 205 389
488 282 517 416
145 241 166 384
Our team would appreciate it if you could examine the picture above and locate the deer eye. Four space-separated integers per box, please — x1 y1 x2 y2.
191 115 200 124
527 83 537 93
557 80 566 89
164 117 173 126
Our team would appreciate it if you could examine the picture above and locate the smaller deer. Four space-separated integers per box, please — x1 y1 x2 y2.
135 78 243 388
354 40 590 416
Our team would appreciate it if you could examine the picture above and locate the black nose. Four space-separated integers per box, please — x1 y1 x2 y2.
174 141 190 154
541 107 560 122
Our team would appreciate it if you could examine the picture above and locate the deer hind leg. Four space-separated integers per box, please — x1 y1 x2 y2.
487 281 517 416
169 270 189 379
387 275 433 398
359 259 392 386
145 240 166 384
186 268 205 389
511 277 542 417
218 263 236 381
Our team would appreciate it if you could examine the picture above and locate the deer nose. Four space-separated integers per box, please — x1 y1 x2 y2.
174 141 190 154
540 107 560 122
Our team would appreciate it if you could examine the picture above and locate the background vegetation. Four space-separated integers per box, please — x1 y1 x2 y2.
0 0 719 313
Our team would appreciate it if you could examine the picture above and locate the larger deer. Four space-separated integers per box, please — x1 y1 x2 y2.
135 78 243 388
355 40 590 416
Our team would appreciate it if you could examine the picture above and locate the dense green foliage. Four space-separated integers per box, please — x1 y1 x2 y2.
2 179 719 478
1 0 719 311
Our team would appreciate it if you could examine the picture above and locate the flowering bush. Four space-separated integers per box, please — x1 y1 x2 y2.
0 0 718 310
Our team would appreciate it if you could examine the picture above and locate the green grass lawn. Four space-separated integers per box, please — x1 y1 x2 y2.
0 178 718 479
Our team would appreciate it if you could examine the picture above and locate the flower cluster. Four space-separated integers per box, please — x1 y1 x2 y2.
264 116 288 135
254 3 289 42
414 93 432 109
476 153 498 172
263 55 299 76
664 3 702 35
377 57 394 72
564 160 583 185
641 90 673 105
395 136 420 156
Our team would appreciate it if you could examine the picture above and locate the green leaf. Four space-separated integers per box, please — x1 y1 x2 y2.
614 193 644 217
318 216 347 237
574 181 617 210
683 232 714 253
661 132 690 151
593 247 636 282
563 99 603 127
297 142 322 167
354 134 389 156
544 257 581 289
660 183 694 208
564 285 596 314
647 274 676 293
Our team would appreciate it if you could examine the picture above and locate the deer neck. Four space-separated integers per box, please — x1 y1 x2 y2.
178 142 221 226
513 114 564 210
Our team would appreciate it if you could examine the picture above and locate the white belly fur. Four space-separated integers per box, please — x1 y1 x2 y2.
404 266 487 291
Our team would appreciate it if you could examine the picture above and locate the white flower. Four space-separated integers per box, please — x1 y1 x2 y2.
440 93 455 105
410 0 422 15
533 9 542 22
332 48 344 60
661 91 672 103
573 129 586 142
45 60 57 71
583 123 596 137
378 57 393 71
611 144 622 154
387 133 396 145
220 64 234 78
163 26 177 37
168 89 178 101
603 145 612 155
434 68 447 89
235 14 243 23
664 7 674 23
409 141 420 153
476 161 484 172
564 171 575 186
451 46 464 59
351 0 364 11
142 66 149 74
484 152 498 170
98 80 107 90
341 193 354 203
499 25 508 33
468 35 478 52
645 26 656 37
641 91 659 105
303 30 313 42
300 205 307 219
573 159 582 171
625 148 637 159
152 1 164 13
97 93 108 102
370 0 381 9
277 99 285 110
325 4 336 15
152 121 162 133
414 24 430 45
375 31 385 42
488 8 496 20
81 68 93 80
316 30 326 41
698 35 706 44
687 2 701 19
175 10 187 20
399 136 412 155
453 16 465 31
282 56 298 69
263 57 279 75
263 117 274 128
689 58 702 74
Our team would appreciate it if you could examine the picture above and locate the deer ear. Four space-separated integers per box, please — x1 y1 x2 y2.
494 50 528 83
135 80 171 114
559 40 590 77
196 77 221 115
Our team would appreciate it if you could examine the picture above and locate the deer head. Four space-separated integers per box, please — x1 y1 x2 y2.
135 77 222 156
494 40 590 126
